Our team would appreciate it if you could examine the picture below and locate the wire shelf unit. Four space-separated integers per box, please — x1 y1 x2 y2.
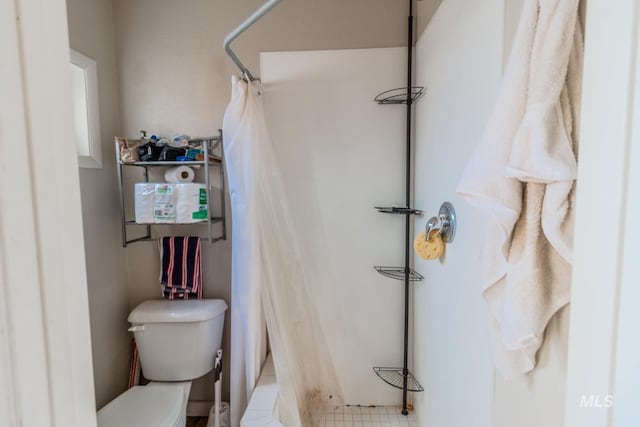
374 87 425 105
115 131 227 247
375 206 423 215
374 266 424 282
372 367 424 392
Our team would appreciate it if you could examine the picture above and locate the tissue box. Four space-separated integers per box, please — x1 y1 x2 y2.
135 183 208 224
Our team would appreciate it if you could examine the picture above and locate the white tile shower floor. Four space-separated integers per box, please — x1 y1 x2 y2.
320 405 417 427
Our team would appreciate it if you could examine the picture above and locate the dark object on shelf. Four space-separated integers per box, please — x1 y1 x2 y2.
374 266 424 282
375 206 423 215
372 0 424 415
158 146 187 162
374 87 425 105
372 367 424 392
137 141 164 161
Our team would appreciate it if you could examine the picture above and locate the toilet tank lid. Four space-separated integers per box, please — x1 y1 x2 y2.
128 299 228 324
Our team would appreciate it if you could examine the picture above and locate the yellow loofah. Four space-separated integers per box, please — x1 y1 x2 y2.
414 230 444 260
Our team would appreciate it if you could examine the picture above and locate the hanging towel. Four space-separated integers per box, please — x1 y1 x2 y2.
457 0 583 378
159 236 203 300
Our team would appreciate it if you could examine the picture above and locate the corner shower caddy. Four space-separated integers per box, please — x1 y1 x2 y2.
372 0 425 415
115 130 227 247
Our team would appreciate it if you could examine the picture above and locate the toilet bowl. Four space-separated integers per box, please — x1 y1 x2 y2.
97 299 227 427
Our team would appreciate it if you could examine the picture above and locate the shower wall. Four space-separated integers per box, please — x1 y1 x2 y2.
261 48 409 405
413 0 569 426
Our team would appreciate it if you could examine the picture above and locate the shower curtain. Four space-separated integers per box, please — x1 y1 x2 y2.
223 76 343 427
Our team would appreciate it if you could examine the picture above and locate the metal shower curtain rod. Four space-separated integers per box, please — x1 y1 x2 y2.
223 0 283 81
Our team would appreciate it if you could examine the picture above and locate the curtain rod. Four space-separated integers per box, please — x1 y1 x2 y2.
223 0 283 81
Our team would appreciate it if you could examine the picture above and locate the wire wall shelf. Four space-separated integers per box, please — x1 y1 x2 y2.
373 367 424 392
115 132 227 247
375 206 423 215
374 87 425 105
374 266 424 282
124 217 225 226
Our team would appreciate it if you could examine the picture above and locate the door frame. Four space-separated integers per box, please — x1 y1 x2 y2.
564 0 640 426
0 0 97 426
2 0 640 426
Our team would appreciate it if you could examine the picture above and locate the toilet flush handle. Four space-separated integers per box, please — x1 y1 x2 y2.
128 325 144 332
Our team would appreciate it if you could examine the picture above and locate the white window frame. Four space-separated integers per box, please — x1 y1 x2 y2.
70 48 103 169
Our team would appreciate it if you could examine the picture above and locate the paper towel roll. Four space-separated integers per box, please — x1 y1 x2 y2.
164 166 195 183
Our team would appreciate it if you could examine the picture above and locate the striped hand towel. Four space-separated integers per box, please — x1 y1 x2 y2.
159 236 203 300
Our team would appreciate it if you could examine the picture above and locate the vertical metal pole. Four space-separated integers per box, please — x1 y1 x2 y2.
144 166 151 240
116 141 128 247
204 138 213 245
219 130 227 241
402 0 414 416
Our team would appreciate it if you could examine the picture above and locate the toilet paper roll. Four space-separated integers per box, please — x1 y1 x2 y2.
164 165 195 183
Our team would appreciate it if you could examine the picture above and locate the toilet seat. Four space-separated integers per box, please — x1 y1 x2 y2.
97 382 190 427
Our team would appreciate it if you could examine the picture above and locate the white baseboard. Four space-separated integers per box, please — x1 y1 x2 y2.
187 400 213 417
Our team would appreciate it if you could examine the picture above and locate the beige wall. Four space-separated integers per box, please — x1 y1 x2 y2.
112 0 440 409
417 0 443 37
66 0 131 410
113 0 439 139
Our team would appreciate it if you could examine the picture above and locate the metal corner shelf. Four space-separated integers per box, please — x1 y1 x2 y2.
374 266 424 282
115 130 227 247
374 87 425 105
375 206 423 215
373 367 424 392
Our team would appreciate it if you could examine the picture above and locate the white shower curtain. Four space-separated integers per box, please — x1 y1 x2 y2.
223 76 343 427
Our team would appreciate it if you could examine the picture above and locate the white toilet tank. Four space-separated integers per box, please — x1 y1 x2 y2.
128 299 227 381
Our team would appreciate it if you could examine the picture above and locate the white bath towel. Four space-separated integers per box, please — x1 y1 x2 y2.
457 0 583 378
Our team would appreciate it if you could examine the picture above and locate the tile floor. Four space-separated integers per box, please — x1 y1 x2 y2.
319 405 417 427
190 405 417 427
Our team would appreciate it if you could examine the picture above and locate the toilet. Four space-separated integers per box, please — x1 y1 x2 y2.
97 299 228 427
